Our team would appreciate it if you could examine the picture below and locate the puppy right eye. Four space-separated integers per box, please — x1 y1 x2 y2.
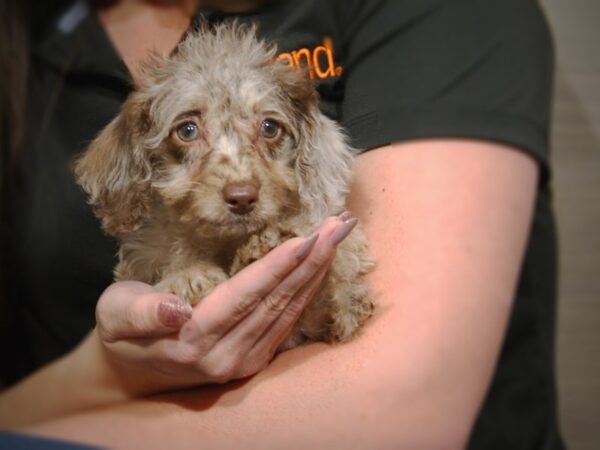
175 122 199 142
260 119 281 140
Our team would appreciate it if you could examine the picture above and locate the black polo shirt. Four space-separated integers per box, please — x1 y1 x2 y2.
1 1 563 448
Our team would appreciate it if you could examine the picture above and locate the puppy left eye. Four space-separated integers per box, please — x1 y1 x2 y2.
176 122 199 142
260 119 281 139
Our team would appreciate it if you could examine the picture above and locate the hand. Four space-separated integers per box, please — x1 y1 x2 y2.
94 214 358 396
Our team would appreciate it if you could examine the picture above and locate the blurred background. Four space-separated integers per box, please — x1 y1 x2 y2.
539 1 600 449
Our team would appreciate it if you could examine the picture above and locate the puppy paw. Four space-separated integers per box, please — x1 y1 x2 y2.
329 287 374 342
230 228 296 275
296 278 373 344
155 265 228 305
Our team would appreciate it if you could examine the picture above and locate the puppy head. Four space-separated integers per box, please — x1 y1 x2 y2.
74 24 354 238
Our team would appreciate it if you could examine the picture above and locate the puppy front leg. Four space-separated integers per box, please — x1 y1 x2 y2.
155 262 228 305
229 227 296 276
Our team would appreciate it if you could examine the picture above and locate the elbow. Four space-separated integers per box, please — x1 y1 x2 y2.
372 406 474 450
353 372 481 449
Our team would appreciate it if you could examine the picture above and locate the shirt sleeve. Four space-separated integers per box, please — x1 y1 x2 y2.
340 0 554 182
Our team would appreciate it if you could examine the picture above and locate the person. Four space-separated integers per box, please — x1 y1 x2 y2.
0 0 564 448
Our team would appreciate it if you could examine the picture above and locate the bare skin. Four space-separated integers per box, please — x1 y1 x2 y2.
97 0 198 79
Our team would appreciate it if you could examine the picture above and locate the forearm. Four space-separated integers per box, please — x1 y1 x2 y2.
24 316 489 449
26 339 463 449
0 332 127 429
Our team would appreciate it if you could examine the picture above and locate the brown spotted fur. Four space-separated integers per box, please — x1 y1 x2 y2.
74 24 374 347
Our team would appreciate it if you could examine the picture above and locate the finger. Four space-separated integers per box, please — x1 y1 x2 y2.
104 334 189 367
218 255 333 365
97 283 192 342
180 216 348 344
176 235 315 345
250 256 332 358
220 244 334 350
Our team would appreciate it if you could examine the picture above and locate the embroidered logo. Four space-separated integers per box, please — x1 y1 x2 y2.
276 37 343 80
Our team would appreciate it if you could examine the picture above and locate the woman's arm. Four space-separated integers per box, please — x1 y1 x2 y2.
25 139 539 449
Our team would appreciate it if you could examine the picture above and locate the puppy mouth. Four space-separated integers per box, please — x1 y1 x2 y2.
224 212 263 229
193 209 268 237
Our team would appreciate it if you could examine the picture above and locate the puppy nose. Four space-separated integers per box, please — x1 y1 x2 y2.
222 181 259 214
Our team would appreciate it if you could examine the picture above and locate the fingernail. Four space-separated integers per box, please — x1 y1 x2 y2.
158 297 192 327
296 233 319 259
338 211 354 222
330 218 358 246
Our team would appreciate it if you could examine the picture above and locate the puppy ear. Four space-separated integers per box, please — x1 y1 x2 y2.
275 65 354 222
296 112 354 221
74 93 153 235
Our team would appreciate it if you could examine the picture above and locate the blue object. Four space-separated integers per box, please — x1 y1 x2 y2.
0 431 102 449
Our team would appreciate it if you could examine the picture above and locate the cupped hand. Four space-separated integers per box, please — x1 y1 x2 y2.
93 214 358 396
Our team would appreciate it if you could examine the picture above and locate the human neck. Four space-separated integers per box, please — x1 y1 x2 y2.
97 0 200 13
96 0 200 80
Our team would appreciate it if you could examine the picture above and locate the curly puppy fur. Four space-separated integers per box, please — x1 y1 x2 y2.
74 24 374 347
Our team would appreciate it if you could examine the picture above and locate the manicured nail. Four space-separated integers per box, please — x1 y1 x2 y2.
158 297 192 327
338 211 354 222
296 233 319 259
330 218 358 246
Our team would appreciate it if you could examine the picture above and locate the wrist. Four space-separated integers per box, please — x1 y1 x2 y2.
61 330 133 408
0 330 129 428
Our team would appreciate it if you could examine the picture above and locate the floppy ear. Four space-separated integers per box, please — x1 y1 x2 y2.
295 110 354 222
274 64 354 222
73 93 153 235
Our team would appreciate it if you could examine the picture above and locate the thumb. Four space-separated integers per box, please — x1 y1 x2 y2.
96 282 192 341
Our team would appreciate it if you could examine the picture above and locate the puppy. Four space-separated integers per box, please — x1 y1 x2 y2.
74 24 373 348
